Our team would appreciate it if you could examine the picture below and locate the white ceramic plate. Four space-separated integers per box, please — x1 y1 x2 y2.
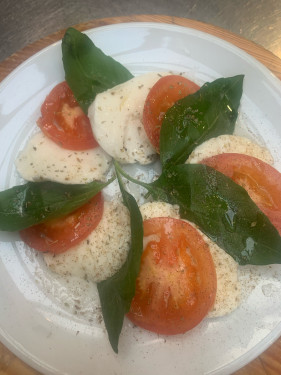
0 22 281 375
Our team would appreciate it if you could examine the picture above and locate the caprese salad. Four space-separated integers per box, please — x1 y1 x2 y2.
0 27 281 354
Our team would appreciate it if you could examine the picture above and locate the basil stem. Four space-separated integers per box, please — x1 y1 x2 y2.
113 162 281 265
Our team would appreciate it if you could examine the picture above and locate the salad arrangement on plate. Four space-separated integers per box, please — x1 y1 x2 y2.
0 28 281 354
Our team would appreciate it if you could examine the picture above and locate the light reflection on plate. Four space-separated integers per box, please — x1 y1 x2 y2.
0 22 281 375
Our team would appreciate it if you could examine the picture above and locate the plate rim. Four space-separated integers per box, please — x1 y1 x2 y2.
1 16 281 83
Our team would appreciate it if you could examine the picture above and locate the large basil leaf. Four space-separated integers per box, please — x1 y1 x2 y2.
62 28 133 113
0 178 113 231
97 162 143 353
160 75 244 168
149 164 281 265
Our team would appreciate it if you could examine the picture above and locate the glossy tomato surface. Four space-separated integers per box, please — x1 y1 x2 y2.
143 75 200 152
20 192 104 254
201 153 281 235
127 217 217 335
37 81 98 150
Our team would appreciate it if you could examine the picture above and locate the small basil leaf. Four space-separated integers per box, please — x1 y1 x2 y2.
0 178 114 231
97 162 143 353
160 75 244 168
151 164 281 265
62 28 133 113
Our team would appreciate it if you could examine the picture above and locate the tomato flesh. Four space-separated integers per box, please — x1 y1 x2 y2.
127 217 217 335
37 81 98 150
143 75 200 152
201 153 281 235
20 192 104 254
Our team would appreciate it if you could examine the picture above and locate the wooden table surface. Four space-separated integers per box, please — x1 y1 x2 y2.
0 14 281 375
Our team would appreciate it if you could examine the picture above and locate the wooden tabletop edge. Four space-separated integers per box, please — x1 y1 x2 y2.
1 15 281 83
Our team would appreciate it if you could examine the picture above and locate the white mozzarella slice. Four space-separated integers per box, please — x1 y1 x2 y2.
15 132 112 184
195 228 240 318
43 200 131 283
208 251 240 317
88 72 168 164
139 201 240 317
187 134 273 165
140 201 180 221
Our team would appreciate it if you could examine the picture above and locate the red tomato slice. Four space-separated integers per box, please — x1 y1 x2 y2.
201 153 281 235
143 75 200 152
37 81 98 150
20 192 104 254
127 217 217 335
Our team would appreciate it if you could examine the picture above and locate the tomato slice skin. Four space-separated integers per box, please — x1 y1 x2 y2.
20 192 104 254
37 81 98 150
143 75 200 152
127 217 217 335
201 153 281 235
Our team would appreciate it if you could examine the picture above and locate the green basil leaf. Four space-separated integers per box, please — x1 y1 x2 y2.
151 164 281 265
0 178 114 231
62 28 134 113
97 162 143 353
160 75 244 168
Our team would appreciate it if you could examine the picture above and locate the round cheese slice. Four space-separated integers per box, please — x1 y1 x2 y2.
187 134 273 165
43 200 131 283
88 72 169 164
15 132 112 184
